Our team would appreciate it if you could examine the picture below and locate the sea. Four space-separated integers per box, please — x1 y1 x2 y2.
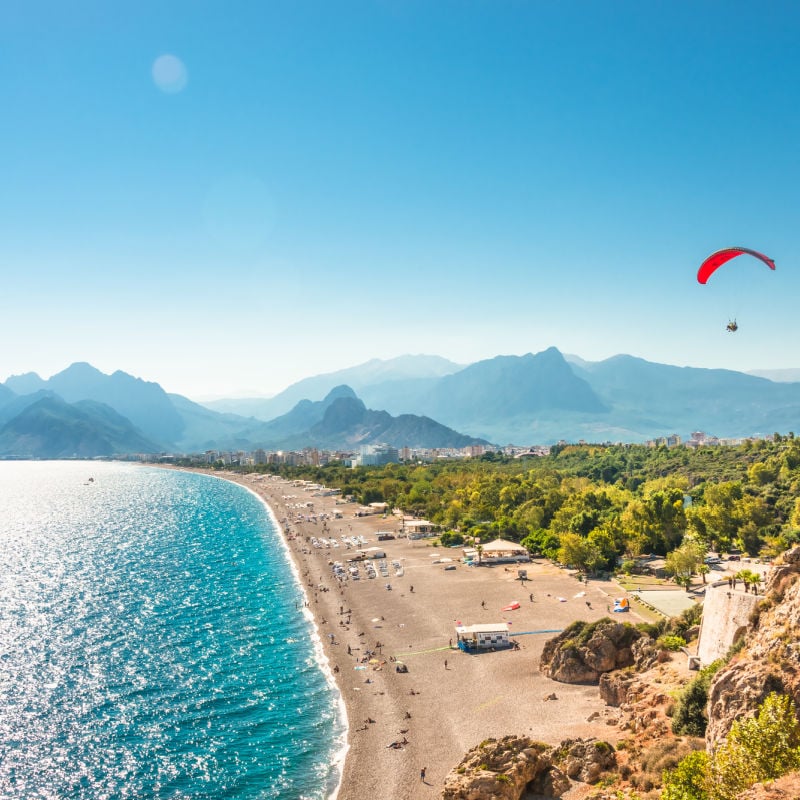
0 461 347 800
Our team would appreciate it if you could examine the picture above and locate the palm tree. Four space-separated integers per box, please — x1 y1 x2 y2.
735 569 760 593
476 544 483 566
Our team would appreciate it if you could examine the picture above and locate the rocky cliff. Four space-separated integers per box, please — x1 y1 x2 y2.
706 546 800 747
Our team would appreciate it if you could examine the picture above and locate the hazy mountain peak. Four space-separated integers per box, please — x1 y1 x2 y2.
4 371 47 395
54 362 106 381
323 384 358 403
319 395 368 432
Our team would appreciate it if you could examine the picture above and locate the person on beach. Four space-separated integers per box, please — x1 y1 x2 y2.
420 767 426 781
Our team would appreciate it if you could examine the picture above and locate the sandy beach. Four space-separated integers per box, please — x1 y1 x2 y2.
213 471 636 799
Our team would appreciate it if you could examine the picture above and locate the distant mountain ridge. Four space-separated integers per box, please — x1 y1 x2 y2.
4 349 800 457
206 349 800 444
0 362 485 457
205 354 464 419
0 396 161 458
243 386 487 450
6 363 184 444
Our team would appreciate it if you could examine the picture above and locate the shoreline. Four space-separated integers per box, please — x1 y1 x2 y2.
178 468 636 799
238 477 350 800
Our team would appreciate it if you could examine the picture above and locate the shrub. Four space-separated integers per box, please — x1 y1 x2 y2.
657 635 686 652
661 750 709 800
671 661 722 737
637 619 669 639
710 692 800 800
639 738 703 780
439 530 464 547
669 604 702 638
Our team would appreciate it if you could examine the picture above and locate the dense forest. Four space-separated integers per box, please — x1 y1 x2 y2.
212 437 800 575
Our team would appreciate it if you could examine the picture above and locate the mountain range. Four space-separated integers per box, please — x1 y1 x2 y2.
0 363 485 458
198 349 800 444
3 349 800 458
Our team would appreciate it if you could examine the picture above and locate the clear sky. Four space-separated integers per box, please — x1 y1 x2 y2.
2 1 799 399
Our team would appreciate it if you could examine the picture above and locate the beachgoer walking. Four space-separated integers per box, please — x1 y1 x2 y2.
444 659 448 669
529 593 533 602
481 600 485 609
420 767 426 781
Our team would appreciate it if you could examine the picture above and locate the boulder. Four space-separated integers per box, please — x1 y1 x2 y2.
540 619 644 684
440 736 565 800
556 738 617 784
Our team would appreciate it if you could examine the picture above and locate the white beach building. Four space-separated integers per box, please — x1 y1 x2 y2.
455 623 511 652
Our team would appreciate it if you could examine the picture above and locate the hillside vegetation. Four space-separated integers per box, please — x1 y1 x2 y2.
225 437 800 568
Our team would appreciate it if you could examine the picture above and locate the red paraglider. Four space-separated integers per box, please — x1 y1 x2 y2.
697 247 775 285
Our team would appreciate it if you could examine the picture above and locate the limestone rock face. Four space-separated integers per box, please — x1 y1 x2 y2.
540 620 644 684
736 771 800 799
599 670 636 707
632 636 659 671
441 736 617 800
706 565 800 747
557 738 617 784
440 736 563 800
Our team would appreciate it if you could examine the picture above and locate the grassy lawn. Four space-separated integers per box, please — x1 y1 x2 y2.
614 574 676 591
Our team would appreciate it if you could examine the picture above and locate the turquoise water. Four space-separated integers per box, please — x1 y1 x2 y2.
0 462 346 800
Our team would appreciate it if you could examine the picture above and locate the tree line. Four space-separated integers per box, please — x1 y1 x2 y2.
221 437 800 574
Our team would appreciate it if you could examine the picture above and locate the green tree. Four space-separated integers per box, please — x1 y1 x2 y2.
557 532 600 573
748 461 779 485
734 568 761 594
693 482 743 550
664 539 704 588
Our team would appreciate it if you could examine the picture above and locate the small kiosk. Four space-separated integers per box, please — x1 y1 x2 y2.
455 623 511 652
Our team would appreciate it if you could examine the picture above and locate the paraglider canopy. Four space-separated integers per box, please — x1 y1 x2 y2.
697 247 775 285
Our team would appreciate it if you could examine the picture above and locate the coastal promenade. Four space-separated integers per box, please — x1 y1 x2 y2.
214 471 633 799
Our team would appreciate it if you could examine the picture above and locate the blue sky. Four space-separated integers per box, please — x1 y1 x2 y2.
2 1 799 398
